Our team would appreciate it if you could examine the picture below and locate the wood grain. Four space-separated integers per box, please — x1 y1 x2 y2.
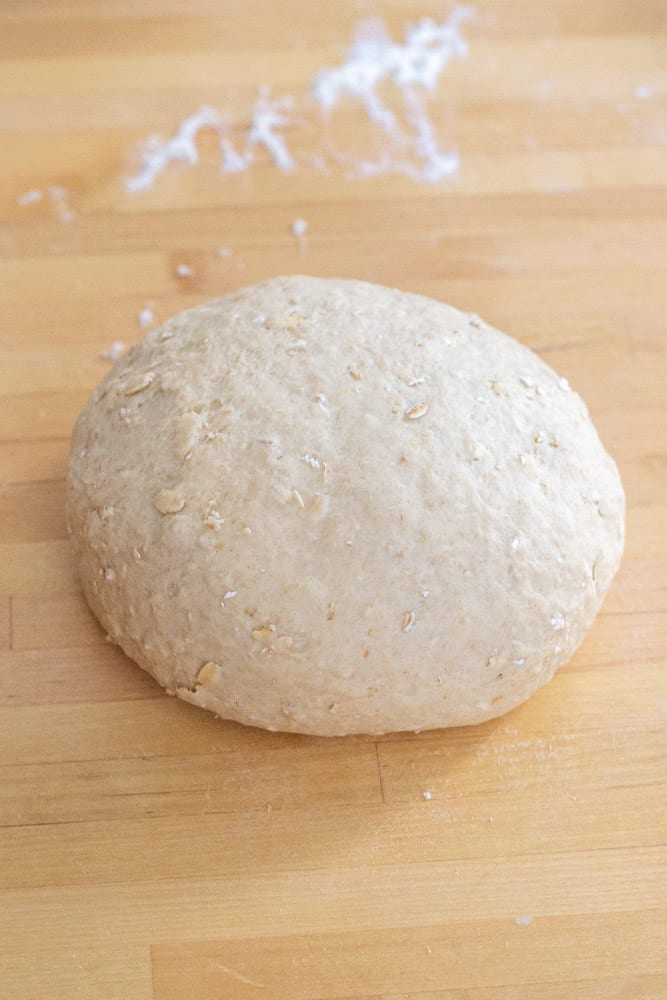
2 776 665 892
10 592 106 650
1 1 665 997
0 598 11 651
2 848 665 953
0 949 153 1000
150 916 667 999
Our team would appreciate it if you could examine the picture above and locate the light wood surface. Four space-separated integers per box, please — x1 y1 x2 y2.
1 2 666 997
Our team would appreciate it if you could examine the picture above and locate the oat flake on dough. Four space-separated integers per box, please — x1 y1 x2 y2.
67 276 625 736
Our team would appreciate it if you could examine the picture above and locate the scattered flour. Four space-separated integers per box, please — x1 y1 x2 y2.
124 8 472 191
19 11 473 218
246 91 295 172
312 12 470 121
514 915 533 926
175 263 194 277
221 91 295 173
312 7 471 180
405 91 460 180
125 91 296 191
17 185 74 220
125 106 222 193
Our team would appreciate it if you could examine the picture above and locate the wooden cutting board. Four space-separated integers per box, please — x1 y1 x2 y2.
1 2 665 997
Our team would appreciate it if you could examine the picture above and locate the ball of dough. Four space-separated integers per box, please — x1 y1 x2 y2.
67 276 624 735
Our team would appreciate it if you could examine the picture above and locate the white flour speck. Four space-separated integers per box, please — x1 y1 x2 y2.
634 84 653 100
47 185 74 222
514 915 533 926
100 341 126 362
217 246 232 257
175 263 194 277
17 188 43 206
422 790 432 800
291 217 308 238
220 134 252 173
138 304 154 329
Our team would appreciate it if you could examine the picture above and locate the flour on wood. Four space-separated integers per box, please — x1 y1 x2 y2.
124 9 472 191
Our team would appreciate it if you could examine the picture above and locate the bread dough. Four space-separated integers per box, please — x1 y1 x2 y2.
67 276 625 735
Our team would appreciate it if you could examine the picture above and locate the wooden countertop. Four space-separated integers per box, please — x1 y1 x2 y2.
1 2 665 997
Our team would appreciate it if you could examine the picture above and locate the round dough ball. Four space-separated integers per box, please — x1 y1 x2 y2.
67 276 624 735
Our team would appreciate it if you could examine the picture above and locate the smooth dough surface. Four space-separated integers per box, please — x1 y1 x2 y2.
67 276 625 735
